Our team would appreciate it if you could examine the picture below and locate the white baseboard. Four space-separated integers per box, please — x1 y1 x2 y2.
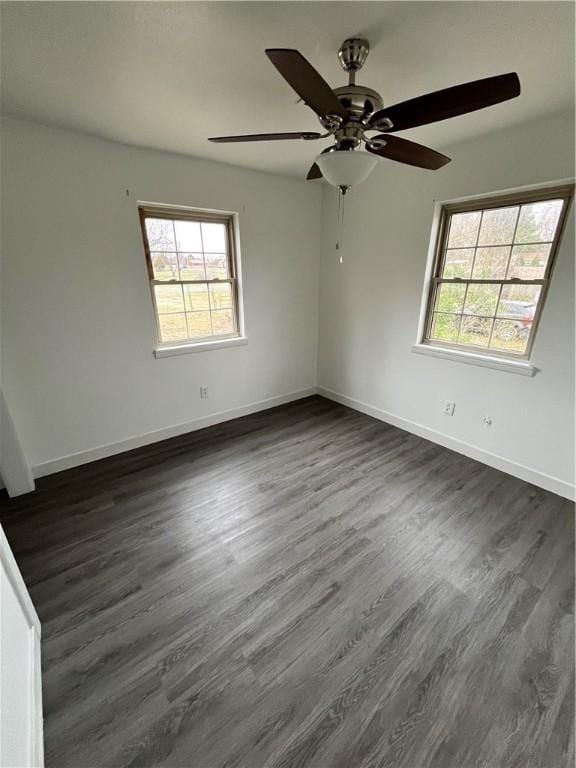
32 388 316 480
317 386 575 502
28 385 576 502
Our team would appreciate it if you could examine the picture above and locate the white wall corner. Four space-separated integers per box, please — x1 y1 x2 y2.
0 389 35 496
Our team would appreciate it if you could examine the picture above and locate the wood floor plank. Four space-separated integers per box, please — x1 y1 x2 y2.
0 395 573 767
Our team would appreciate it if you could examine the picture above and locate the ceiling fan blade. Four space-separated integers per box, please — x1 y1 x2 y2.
306 163 322 180
370 73 521 132
266 49 348 120
366 135 451 170
209 131 322 143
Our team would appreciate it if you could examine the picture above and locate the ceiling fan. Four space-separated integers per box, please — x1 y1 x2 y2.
209 38 521 190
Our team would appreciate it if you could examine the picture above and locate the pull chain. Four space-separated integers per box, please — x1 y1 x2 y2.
335 186 348 264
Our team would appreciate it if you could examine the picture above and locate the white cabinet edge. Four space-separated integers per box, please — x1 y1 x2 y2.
1 524 44 767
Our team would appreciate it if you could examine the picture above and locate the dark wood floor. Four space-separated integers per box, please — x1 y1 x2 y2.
1 396 573 768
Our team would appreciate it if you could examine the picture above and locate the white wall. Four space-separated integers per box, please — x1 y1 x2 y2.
0 115 34 493
1 112 574 498
318 110 575 498
0 117 321 473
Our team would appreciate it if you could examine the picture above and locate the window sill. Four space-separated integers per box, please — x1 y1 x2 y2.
411 343 537 377
154 336 248 358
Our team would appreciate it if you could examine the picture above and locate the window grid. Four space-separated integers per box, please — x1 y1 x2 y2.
424 187 573 360
139 207 240 347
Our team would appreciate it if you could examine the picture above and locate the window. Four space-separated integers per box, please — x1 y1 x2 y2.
139 206 242 348
422 186 572 359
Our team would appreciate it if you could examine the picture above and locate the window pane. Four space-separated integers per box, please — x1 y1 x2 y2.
471 247 510 279
477 206 518 246
201 222 227 252
178 253 205 280
184 284 209 312
430 313 460 342
435 283 466 313
490 319 529 354
463 284 500 317
507 244 551 280
424 193 568 356
459 316 493 347
174 220 202 252
142 211 240 347
186 311 212 338
205 253 229 280
151 252 179 281
211 309 235 335
145 218 176 251
447 211 481 248
154 284 184 314
209 283 233 310
442 249 474 278
159 313 187 342
497 285 540 326
515 200 563 243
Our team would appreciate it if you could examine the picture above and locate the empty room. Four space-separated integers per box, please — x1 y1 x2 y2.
0 2 574 767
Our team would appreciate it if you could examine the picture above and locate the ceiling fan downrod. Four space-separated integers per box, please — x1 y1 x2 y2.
337 38 370 86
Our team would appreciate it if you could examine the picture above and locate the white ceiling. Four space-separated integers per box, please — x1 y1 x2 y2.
1 2 574 178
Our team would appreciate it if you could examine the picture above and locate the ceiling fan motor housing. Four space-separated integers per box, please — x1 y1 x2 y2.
333 85 383 119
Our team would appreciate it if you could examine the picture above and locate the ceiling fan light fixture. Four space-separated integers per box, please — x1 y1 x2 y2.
315 150 378 189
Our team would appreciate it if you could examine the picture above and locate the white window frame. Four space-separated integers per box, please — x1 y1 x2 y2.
138 203 246 357
413 182 573 376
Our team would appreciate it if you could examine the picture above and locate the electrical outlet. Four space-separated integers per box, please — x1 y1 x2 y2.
443 402 456 416
482 416 493 427
200 386 209 399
